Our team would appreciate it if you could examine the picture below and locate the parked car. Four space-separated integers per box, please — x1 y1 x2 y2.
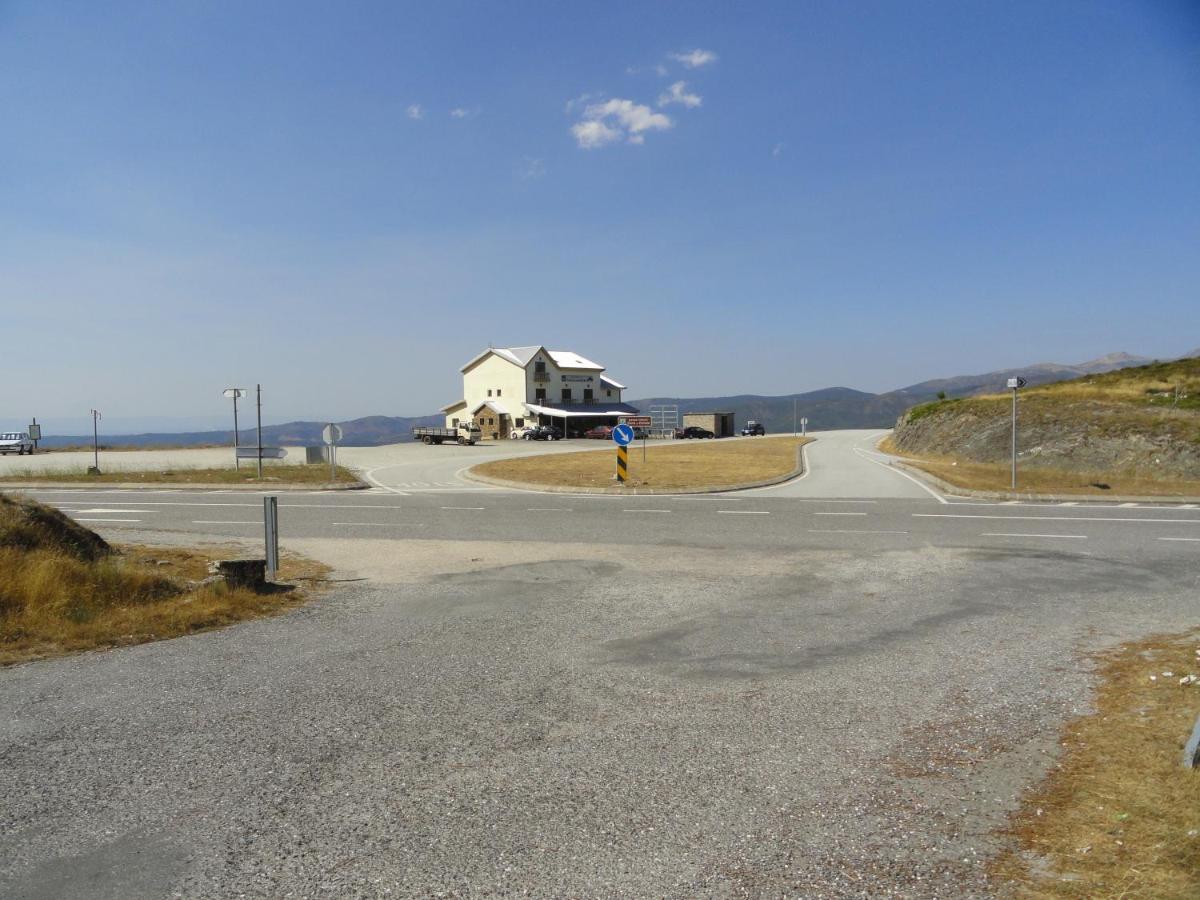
741 421 766 436
509 425 535 440
675 426 715 439
584 424 614 439
527 424 564 441
632 427 650 440
0 432 35 455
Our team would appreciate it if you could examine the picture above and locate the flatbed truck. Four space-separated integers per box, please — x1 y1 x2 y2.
412 424 481 446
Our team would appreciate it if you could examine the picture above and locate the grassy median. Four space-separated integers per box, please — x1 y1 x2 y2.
992 631 1200 898
0 464 360 486
879 439 1200 497
472 435 809 490
0 493 329 664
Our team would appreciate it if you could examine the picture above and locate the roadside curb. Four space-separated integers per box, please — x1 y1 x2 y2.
888 459 1200 506
461 440 809 495
0 480 369 492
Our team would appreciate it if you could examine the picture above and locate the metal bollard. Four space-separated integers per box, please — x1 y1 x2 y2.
263 496 279 580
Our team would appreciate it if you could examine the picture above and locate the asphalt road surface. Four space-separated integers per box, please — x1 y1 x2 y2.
2 431 1198 898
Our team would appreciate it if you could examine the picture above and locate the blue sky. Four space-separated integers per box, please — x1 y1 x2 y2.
2 1 1198 430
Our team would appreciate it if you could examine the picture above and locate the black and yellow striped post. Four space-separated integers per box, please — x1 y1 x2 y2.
616 444 628 484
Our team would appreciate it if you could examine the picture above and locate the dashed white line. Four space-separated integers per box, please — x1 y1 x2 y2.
527 508 572 512
192 520 257 525
440 506 485 511
915 513 1200 524
814 511 868 516
981 532 1087 540
624 509 671 514
1159 537 1200 542
74 518 141 523
332 522 425 528
717 510 770 515
808 529 909 535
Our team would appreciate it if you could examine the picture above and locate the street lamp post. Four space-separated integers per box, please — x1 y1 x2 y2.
223 388 246 469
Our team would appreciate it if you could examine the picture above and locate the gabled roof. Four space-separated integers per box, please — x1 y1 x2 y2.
470 400 510 416
600 375 626 390
441 399 468 413
459 345 606 373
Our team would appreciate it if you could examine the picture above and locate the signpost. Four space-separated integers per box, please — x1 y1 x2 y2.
612 423 634 484
223 388 246 469
1007 376 1027 489
322 423 343 482
255 384 264 478
28 419 41 450
89 409 101 474
623 415 652 462
800 417 808 437
263 496 279 581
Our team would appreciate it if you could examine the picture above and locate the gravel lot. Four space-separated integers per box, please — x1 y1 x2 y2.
2 531 1193 897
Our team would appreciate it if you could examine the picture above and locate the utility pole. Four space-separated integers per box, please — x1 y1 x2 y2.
256 383 263 479
793 397 797 437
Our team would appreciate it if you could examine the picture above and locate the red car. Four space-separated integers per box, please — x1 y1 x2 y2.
584 425 614 439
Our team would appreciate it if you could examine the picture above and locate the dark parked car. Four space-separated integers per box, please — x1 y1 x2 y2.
583 425 614 439
675 426 715 439
741 421 766 436
527 424 564 441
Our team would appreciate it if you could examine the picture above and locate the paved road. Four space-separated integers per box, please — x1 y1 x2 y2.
2 434 1198 898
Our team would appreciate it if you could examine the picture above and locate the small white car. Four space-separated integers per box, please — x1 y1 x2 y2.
0 432 35 455
509 426 536 440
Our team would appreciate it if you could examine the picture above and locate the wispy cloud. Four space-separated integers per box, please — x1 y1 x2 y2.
450 106 480 119
658 81 701 109
570 98 672 149
772 142 784 158
406 104 424 120
518 157 546 180
670 48 718 69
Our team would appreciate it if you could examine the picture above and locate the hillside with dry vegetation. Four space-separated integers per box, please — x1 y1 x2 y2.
888 357 1200 490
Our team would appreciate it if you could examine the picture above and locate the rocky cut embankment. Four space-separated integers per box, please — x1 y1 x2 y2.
890 395 1200 480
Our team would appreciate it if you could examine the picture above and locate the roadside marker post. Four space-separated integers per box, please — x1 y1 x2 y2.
612 424 634 484
322 423 343 482
263 496 279 580
801 417 808 437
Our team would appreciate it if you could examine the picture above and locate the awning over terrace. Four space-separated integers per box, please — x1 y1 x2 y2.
522 402 640 418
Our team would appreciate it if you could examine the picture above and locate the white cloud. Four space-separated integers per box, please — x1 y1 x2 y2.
658 80 701 109
406 104 424 120
655 63 668 77
772 142 784 158
571 97 673 148
571 118 623 149
449 106 480 119
670 48 718 68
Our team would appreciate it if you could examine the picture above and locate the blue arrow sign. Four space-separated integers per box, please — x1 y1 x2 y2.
612 424 634 446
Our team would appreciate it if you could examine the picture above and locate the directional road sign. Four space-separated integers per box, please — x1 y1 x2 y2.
1007 377 1027 389
612 423 634 446
322 423 343 445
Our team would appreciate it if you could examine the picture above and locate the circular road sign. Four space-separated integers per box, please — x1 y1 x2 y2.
612 424 634 446
322 423 343 445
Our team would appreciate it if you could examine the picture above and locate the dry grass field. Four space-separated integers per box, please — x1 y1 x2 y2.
0 493 329 665
473 435 809 490
992 631 1200 898
880 439 1200 497
0 464 360 485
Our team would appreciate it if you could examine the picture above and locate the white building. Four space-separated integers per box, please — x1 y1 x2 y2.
441 345 638 439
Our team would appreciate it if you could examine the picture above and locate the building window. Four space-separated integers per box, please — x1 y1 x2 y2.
497 389 501 396
562 388 572 402
536 388 546 401
452 418 459 426
515 417 524 427
487 389 492 397
583 388 593 402
606 389 612 398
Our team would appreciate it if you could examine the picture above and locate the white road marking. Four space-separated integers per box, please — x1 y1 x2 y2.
1181 504 1197 509
1059 502 1078 507
332 522 425 527
915 513 1200 524
813 511 868 516
808 529 909 535
981 533 1087 540
851 447 948 503
1159 537 1200 542
192 520 257 525
527 508 572 512
624 509 671 513
1119 502 1139 508
440 506 485 511
69 508 151 514
74 518 141 523
717 509 770 515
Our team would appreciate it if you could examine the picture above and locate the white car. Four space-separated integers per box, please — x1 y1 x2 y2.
0 432 35 455
509 426 536 440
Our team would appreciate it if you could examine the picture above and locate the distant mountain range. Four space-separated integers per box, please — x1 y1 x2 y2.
35 350 1198 447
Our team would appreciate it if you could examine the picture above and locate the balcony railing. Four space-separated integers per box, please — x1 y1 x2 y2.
532 371 550 382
